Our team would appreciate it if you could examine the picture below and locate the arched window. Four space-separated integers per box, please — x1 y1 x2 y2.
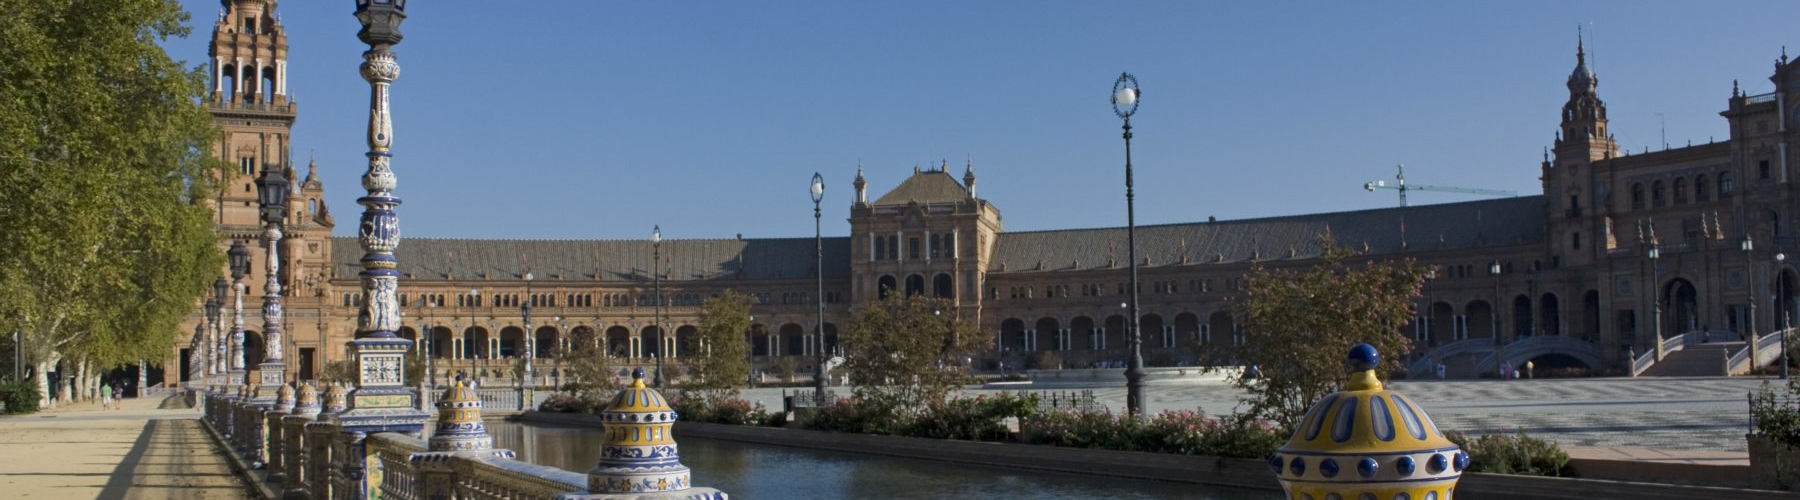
1720 172 1734 198
1630 183 1645 210
1651 180 1665 207
1696 175 1710 202
878 275 897 300
1672 178 1688 204
933 273 954 298
905 274 926 297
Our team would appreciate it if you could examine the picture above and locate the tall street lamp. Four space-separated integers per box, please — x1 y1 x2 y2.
1650 242 1663 361
1111 72 1147 417
254 150 290 401
213 276 229 387
523 270 535 389
228 239 250 387
1490 260 1502 377
811 172 827 402
1780 252 1791 380
205 295 221 387
1744 235 1758 370
652 225 665 388
340 0 428 443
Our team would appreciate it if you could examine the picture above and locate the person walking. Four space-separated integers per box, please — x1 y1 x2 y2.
111 382 122 409
1525 360 1535 379
99 381 113 410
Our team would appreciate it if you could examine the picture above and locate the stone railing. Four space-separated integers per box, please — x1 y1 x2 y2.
196 380 727 499
419 386 529 411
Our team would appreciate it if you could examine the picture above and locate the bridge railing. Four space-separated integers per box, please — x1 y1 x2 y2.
1472 335 1604 376
193 387 645 500
1407 338 1494 378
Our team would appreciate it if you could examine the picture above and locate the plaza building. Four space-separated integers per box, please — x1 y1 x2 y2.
166 1 1800 388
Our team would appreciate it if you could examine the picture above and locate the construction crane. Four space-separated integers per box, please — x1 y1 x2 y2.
1363 164 1516 207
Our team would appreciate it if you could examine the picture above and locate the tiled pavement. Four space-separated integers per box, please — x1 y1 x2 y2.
746 376 1778 452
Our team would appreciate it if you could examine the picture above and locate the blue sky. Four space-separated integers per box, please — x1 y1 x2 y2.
164 1 1798 241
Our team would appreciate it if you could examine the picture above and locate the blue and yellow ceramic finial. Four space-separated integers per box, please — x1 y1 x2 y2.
429 376 494 452
585 366 692 494
1271 343 1466 500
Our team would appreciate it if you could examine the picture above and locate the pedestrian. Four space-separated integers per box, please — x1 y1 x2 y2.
1435 362 1446 380
1525 360 1535 379
100 381 113 410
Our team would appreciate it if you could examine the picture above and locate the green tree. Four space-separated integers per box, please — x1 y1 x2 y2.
842 295 987 419
683 291 751 405
550 344 621 412
0 0 226 407
1211 235 1425 431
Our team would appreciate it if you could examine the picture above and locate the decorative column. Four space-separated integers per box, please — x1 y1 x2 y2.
329 3 428 499
255 157 292 401
230 262 248 388
309 383 348 500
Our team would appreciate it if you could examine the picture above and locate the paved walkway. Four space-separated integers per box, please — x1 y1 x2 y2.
741 375 1773 452
0 393 253 499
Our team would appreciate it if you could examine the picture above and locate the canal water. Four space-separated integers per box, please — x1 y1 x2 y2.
487 420 1272 499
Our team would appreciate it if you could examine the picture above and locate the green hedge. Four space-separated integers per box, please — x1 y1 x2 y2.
0 380 40 414
1445 430 1572 477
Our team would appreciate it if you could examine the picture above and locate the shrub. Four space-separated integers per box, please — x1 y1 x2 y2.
907 393 1039 441
668 393 777 426
1026 351 1063 370
1751 379 1800 447
1445 430 1572 477
0 380 39 414
537 393 600 414
1020 409 1283 459
801 398 907 435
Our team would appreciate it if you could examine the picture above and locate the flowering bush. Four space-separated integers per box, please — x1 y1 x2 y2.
1751 379 1800 447
801 398 905 434
537 393 601 414
1444 430 1571 477
1021 409 1282 459
906 393 1039 441
669 393 778 426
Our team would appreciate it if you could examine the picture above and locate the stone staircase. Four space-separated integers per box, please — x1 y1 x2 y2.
1638 344 1734 377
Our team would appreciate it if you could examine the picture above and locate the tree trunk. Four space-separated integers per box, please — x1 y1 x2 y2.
34 361 52 408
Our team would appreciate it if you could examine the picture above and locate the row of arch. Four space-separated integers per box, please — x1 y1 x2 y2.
393 322 843 360
1629 172 1731 210
876 273 954 300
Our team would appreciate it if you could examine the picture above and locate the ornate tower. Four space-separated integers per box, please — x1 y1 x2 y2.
208 0 296 232
1545 32 1620 269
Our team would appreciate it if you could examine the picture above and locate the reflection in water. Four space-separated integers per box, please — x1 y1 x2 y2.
485 420 1270 500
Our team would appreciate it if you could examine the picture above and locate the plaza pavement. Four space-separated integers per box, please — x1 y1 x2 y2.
743 375 1776 452
0 392 252 499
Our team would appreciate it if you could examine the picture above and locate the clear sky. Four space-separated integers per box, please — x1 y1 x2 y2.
162 0 1799 241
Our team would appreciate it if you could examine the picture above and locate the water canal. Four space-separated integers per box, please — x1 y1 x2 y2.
485 420 1269 499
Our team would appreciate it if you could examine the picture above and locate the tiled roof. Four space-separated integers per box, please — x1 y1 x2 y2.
989 196 1544 273
331 236 851 283
872 169 972 206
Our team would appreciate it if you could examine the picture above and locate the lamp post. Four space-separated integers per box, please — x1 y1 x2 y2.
1111 72 1147 417
340 0 427 444
204 297 219 387
254 149 290 400
228 239 250 387
1490 261 1503 377
1744 235 1759 371
652 225 665 388
424 299 436 392
211 277 227 387
1780 253 1791 380
810 172 827 402
1650 243 1663 361
523 271 535 389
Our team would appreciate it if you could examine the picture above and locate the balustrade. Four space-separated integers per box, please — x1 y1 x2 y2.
192 376 728 499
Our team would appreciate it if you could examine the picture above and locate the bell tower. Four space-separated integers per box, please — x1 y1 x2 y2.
1552 32 1618 166
1545 32 1619 269
208 0 297 233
